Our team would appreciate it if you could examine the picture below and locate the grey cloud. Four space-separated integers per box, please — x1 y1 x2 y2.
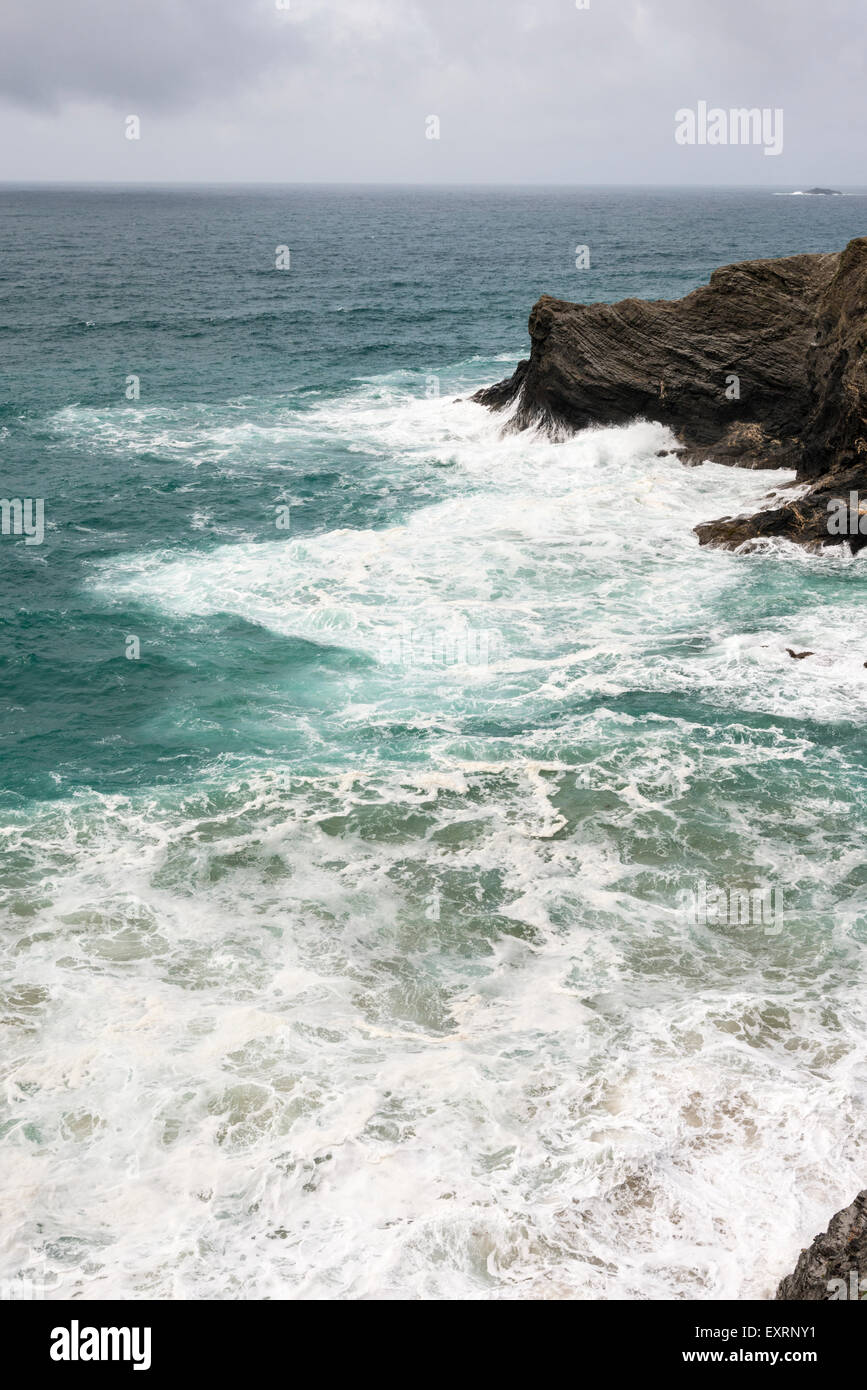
0 0 864 183
0 0 305 110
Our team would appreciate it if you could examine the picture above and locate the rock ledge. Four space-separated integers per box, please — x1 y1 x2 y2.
473 238 867 553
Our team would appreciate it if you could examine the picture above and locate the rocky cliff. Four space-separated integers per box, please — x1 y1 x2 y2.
474 237 867 553
776 1191 867 1300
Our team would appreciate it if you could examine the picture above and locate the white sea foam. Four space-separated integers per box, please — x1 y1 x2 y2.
85 385 867 723
4 372 867 1301
2 755 864 1301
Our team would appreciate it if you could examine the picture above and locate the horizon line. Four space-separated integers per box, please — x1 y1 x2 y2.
1 179 865 191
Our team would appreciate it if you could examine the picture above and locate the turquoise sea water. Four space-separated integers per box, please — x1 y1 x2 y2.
1 186 867 1299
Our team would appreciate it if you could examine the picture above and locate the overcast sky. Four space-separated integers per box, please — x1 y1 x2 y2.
0 0 863 184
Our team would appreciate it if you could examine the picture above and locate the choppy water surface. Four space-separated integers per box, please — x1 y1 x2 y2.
1 187 866 1299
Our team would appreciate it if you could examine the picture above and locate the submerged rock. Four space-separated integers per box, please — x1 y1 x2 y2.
474 238 867 553
776 1191 867 1300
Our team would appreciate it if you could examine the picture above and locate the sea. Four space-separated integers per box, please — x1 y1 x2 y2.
1 185 866 1300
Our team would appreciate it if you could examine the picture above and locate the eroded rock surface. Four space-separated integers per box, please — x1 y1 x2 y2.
474 237 867 552
776 1191 867 1300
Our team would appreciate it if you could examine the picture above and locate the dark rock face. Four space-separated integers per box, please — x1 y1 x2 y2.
473 237 867 553
776 1191 867 1300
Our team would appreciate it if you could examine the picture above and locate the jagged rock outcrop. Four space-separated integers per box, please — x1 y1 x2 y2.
473 237 867 552
776 1191 867 1300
